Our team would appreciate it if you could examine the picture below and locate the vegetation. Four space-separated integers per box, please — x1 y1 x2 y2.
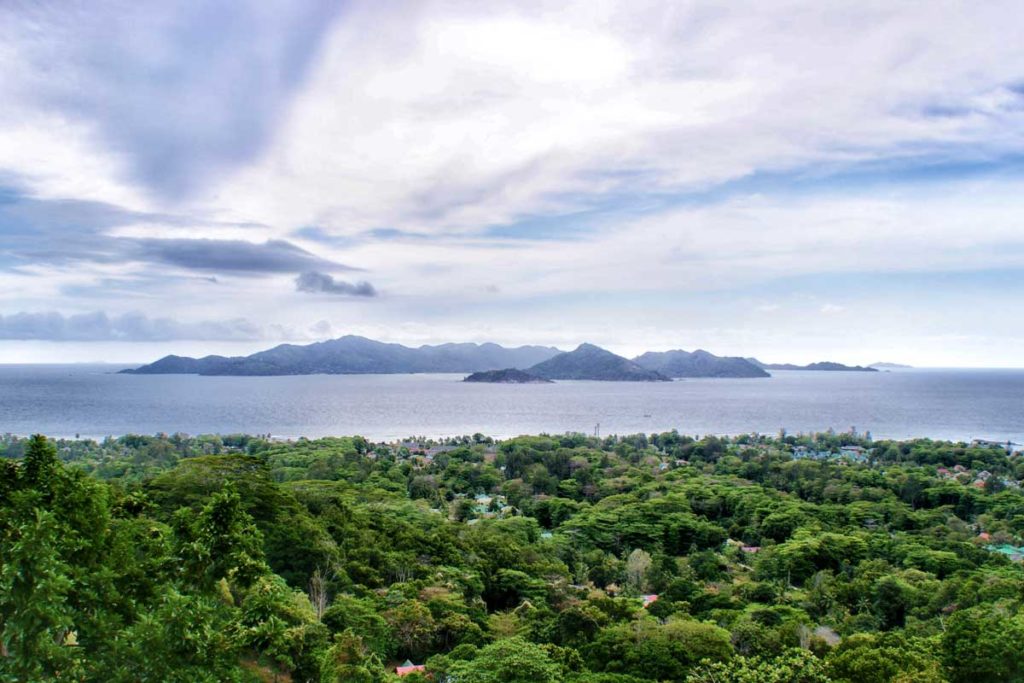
4 428 1024 681
463 369 553 384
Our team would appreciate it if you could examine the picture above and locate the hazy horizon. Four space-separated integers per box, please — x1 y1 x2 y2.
2 2 1023 367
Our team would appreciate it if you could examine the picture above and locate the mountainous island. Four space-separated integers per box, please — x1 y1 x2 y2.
527 343 671 381
634 349 769 378
122 336 561 376
747 359 879 372
123 335 884 380
463 368 552 383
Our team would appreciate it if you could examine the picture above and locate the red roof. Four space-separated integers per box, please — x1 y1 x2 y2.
397 664 426 677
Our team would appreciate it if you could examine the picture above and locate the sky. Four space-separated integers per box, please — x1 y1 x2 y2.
1 1 1023 367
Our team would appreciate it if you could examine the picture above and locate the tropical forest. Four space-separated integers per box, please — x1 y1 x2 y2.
3 429 1024 682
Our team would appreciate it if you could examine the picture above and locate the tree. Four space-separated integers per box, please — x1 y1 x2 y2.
589 617 733 681
174 486 267 591
447 637 561 683
21 434 59 494
0 509 74 681
827 633 941 683
384 600 437 660
319 630 387 683
942 606 1024 683
625 549 653 594
322 595 394 658
687 648 829 683
103 589 243 683
236 574 324 679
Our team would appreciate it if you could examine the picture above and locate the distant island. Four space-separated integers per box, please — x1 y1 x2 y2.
634 349 768 378
528 343 670 382
122 336 561 376
463 368 552 384
747 359 879 372
122 335 886 380
870 362 913 369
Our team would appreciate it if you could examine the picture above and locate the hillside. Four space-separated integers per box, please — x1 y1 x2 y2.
122 336 562 375
634 349 769 378
528 343 670 381
6 430 1024 682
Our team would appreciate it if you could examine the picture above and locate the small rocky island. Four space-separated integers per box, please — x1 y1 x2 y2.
463 368 553 383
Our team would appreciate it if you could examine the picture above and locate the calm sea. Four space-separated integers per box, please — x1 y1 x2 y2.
0 365 1021 443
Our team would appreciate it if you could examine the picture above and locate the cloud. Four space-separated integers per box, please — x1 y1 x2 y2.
208 1 1024 236
0 311 265 341
0 188 351 276
0 1 343 200
295 271 377 297
131 238 347 274
2 2 1024 366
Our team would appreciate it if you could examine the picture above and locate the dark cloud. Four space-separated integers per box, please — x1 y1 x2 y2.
0 187 352 275
131 238 348 274
295 271 377 297
6 2 344 199
0 311 264 341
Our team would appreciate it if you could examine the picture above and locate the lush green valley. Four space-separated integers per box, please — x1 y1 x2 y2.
3 429 1024 682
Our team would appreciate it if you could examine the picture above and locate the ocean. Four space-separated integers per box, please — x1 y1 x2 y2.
0 365 1021 443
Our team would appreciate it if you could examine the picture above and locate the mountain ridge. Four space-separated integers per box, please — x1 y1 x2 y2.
122 335 562 376
123 336 882 378
746 358 879 372
527 343 670 382
633 349 769 378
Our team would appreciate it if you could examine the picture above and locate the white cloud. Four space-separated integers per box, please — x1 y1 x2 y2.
207 0 1024 235
3 1 1024 364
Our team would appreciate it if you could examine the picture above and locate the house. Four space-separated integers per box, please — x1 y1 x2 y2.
972 439 1018 453
397 660 426 677
976 470 992 481
641 594 659 608
979 532 992 541
741 546 761 554
988 544 1024 562
840 446 868 462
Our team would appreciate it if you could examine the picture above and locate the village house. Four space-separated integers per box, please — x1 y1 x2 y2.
396 660 426 677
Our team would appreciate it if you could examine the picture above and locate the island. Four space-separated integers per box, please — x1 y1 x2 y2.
527 343 671 381
634 349 769 378
122 335 561 376
747 358 879 372
463 368 553 383
122 334 877 379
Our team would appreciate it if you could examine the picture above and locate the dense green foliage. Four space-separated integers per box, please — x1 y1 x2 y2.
3 429 1024 681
